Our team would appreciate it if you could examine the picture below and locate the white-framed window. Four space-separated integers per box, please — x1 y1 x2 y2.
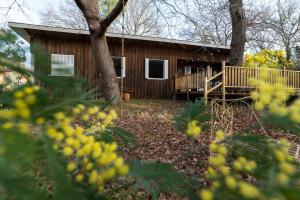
50 54 74 76
145 58 168 80
112 56 126 78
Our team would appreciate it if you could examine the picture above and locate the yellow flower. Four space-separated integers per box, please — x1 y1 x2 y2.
250 91 259 100
217 146 228 156
25 95 36 105
254 101 264 111
2 122 14 129
24 87 34 94
220 166 230 175
118 164 129 175
245 161 257 172
88 106 99 115
274 150 285 162
206 167 216 177
89 170 98 184
63 147 74 156
75 174 84 182
102 168 116 180
200 189 213 200
114 158 124 168
81 114 89 121
32 85 40 91
216 130 224 141
67 162 77 172
0 110 15 119
14 91 24 98
225 176 237 189
97 112 106 119
35 117 45 125
15 99 27 109
85 162 94 171
239 182 260 199
208 155 225 166
47 127 57 138
186 120 201 137
276 173 289 185
279 163 295 175
18 122 30 134
19 108 31 119
233 160 242 171
212 181 220 189
73 107 81 114
54 112 65 120
209 143 218 152
55 132 64 141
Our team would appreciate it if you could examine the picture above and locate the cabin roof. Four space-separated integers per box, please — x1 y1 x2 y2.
8 22 230 50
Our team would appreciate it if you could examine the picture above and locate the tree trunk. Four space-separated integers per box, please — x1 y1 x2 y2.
91 33 121 103
286 46 291 61
229 0 246 66
74 0 128 104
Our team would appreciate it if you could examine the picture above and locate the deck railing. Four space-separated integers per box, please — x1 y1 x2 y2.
225 66 300 89
175 66 300 92
175 70 206 92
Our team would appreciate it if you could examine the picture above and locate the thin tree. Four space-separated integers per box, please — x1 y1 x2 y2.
263 0 300 61
74 0 129 104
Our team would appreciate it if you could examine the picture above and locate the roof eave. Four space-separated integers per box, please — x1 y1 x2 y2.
8 22 230 50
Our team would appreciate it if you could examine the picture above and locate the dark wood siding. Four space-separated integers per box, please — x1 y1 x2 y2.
31 35 229 99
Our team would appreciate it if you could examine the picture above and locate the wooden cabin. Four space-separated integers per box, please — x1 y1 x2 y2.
8 22 230 99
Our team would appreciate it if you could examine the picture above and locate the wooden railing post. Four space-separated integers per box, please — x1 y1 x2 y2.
204 76 208 105
207 65 211 79
222 61 226 108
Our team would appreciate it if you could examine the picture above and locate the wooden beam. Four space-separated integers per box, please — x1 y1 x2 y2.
222 61 226 108
208 82 223 93
204 76 208 105
207 71 223 82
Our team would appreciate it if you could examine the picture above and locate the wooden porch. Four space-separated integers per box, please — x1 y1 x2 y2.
175 61 300 103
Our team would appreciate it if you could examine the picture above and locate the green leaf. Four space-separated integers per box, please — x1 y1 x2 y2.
128 160 198 200
173 98 210 133
98 127 137 147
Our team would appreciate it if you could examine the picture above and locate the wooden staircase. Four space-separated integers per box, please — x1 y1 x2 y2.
204 61 226 106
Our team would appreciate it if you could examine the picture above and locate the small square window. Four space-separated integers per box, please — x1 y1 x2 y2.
112 57 125 78
51 54 74 76
145 59 168 80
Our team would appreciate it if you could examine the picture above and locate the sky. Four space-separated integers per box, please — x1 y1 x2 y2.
0 0 60 25
1 0 62 67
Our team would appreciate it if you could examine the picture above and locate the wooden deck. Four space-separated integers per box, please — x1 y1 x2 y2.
175 62 300 104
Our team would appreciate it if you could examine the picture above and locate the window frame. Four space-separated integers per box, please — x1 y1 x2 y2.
50 54 75 77
145 58 168 80
112 56 126 78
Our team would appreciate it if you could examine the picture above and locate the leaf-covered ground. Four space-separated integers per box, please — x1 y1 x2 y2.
113 99 297 199
115 100 211 177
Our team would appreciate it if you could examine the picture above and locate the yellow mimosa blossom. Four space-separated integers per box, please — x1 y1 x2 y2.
186 120 201 137
67 162 77 172
239 182 260 199
200 189 213 200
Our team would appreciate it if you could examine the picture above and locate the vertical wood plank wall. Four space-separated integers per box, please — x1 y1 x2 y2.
32 36 229 99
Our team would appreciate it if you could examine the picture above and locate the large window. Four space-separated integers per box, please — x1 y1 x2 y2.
51 54 74 76
112 56 126 78
145 59 168 80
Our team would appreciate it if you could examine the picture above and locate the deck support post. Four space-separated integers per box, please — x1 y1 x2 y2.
222 61 226 108
204 76 208 105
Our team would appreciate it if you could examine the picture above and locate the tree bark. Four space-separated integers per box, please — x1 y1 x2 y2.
229 0 246 66
74 0 128 104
